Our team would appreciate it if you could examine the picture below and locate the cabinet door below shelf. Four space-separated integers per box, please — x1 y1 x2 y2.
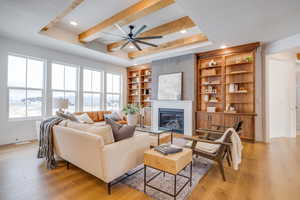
224 114 255 140
239 115 255 140
197 112 209 129
209 113 224 130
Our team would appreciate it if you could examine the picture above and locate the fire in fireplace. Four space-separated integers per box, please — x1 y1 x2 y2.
158 108 184 133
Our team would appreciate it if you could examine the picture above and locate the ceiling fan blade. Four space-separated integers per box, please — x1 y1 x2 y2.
135 39 158 47
101 31 125 38
132 41 142 51
133 25 147 37
135 36 163 40
114 23 127 36
120 41 130 50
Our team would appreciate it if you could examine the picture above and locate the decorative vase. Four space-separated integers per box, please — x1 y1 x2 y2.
127 114 138 126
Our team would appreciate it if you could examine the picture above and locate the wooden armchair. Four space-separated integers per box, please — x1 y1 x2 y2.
183 129 233 181
197 120 243 140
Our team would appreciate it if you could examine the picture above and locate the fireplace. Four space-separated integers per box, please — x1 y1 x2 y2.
158 108 184 133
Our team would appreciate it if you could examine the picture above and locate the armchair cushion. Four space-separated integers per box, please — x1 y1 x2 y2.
186 129 230 154
186 141 220 153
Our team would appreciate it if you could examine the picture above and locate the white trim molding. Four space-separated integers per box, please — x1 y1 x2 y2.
151 100 193 136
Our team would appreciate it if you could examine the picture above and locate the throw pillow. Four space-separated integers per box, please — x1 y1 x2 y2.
66 121 114 144
56 111 78 122
106 118 135 142
104 114 112 120
110 111 122 121
75 113 94 124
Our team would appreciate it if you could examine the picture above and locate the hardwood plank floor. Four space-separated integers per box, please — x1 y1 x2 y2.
0 136 299 200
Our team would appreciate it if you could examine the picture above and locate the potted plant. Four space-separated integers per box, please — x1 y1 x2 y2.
122 104 140 126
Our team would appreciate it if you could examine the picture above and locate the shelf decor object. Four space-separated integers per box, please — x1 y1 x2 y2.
195 42 260 141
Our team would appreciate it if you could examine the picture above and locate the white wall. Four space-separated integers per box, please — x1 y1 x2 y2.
0 36 127 145
265 57 296 139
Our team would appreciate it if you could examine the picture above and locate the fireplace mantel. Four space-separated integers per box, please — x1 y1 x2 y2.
151 100 194 136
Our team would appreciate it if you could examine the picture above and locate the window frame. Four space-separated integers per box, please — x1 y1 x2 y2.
105 72 122 111
7 53 46 121
82 67 104 111
51 61 79 115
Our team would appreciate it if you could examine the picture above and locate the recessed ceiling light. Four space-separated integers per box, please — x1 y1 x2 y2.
129 45 134 49
220 45 227 49
180 29 187 34
70 21 78 26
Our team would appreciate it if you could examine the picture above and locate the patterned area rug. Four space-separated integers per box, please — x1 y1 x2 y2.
120 157 212 200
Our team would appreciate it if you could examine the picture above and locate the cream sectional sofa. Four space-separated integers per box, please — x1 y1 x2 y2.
52 122 151 194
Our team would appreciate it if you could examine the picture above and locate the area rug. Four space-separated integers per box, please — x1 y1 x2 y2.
120 157 212 200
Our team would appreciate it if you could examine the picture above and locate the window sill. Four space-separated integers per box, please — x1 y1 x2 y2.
8 116 45 122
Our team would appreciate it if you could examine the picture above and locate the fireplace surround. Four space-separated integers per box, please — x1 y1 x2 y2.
158 108 184 133
152 100 193 136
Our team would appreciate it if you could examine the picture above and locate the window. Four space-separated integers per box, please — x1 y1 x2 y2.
7 55 44 119
51 63 78 114
106 73 121 111
83 69 102 111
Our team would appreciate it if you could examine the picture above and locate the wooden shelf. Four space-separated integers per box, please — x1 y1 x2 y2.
226 61 252 66
226 71 252 75
228 91 248 94
128 82 139 85
200 65 222 69
200 74 222 78
202 83 222 86
203 101 222 104
226 81 253 84
227 102 252 104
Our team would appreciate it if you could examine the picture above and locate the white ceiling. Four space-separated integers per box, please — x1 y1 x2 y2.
1 0 300 67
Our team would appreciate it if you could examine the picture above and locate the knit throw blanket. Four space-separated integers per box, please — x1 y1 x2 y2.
37 117 63 169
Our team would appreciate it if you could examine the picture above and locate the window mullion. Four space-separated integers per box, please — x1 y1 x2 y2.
25 57 28 117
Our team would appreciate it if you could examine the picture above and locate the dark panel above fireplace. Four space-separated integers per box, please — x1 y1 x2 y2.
158 108 184 133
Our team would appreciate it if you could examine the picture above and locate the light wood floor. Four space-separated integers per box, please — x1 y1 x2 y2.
0 136 300 200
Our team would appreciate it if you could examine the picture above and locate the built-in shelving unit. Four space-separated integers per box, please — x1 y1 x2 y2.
127 64 152 107
196 42 260 141
127 64 152 127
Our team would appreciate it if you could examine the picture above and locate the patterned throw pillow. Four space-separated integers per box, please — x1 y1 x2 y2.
105 118 135 142
75 113 94 124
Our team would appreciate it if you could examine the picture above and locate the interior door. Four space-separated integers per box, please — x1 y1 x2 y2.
296 86 300 130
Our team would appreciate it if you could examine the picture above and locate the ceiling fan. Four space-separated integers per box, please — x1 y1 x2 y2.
108 24 163 51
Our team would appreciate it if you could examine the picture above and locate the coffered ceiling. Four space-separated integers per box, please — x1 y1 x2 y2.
1 0 300 66
40 0 209 62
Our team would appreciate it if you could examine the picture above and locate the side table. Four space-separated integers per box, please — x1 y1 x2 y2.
144 148 193 200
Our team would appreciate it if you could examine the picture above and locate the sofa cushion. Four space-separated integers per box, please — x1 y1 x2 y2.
106 118 135 142
66 121 114 144
75 112 99 122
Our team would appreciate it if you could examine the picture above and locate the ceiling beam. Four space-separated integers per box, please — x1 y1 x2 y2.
297 53 300 60
107 16 196 52
128 33 208 59
41 0 85 31
78 0 175 42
